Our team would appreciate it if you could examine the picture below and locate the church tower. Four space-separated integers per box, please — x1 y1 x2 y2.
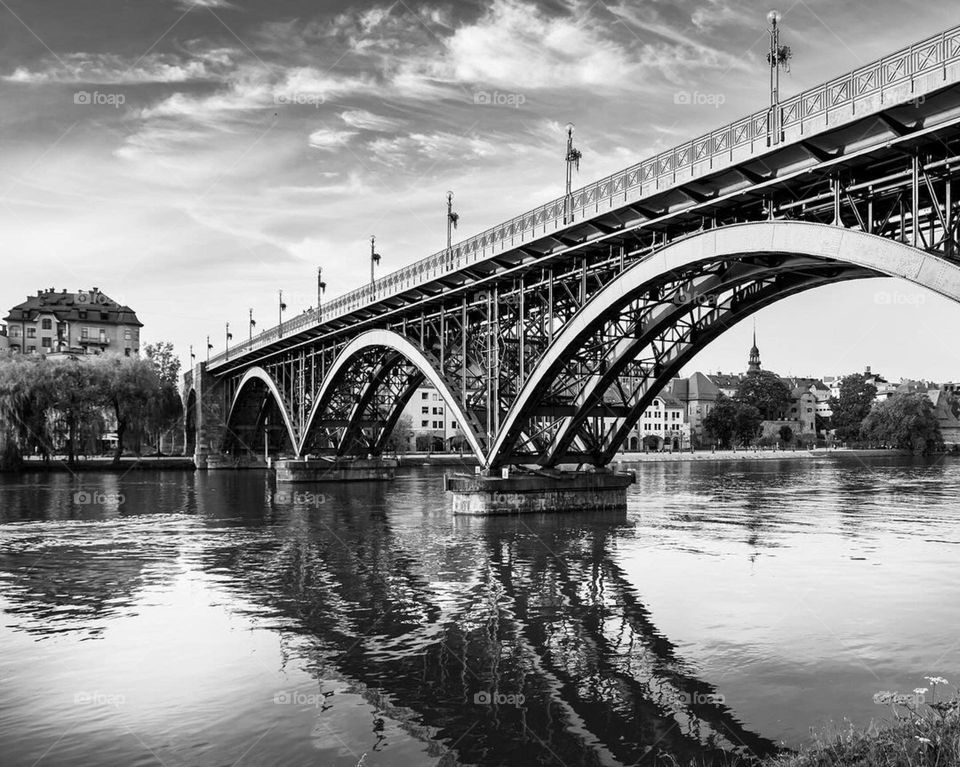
747 323 761 375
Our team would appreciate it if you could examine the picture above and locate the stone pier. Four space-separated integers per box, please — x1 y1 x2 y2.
274 457 398 483
444 469 635 515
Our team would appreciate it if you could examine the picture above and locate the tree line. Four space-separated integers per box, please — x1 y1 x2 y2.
0 342 182 469
702 370 947 453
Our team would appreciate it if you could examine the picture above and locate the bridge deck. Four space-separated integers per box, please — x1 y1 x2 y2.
207 23 960 373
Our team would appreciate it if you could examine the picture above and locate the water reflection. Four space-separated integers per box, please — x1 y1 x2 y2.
2 458 959 765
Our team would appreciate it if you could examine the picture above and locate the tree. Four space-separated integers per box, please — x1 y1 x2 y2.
385 414 413 453
860 392 942 453
144 341 181 386
0 355 56 466
95 356 160 464
49 359 103 466
704 394 739 448
778 424 794 444
735 403 763 445
830 374 878 442
736 371 793 420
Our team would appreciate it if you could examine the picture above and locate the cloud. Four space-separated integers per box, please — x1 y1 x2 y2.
339 109 402 132
366 131 499 166
2 50 235 84
308 128 358 150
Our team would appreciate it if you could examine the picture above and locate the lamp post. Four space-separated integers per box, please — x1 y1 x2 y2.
767 10 792 146
446 191 459 256
317 267 326 318
263 415 269 464
189 345 195 365
225 323 233 360
206 336 212 362
248 308 256 342
564 123 582 224
278 290 287 337
370 236 381 285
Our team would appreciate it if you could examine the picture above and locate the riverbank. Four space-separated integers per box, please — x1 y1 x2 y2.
14 456 196 472
615 447 912 463
765 697 960 766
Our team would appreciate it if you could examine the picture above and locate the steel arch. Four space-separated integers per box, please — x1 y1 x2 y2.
225 366 299 454
299 329 486 463
487 221 960 468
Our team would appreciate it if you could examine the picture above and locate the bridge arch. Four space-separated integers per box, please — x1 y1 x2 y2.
300 329 486 462
224 366 298 456
488 221 960 468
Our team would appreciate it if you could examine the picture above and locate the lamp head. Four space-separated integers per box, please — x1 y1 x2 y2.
767 9 781 26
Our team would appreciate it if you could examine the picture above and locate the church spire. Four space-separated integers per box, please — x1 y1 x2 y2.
748 321 761 374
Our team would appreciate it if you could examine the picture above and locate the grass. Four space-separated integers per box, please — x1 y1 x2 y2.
765 680 960 767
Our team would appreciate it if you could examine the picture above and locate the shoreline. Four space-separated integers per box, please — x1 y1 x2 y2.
613 447 918 463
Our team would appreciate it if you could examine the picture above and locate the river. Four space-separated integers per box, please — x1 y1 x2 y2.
1 455 958 766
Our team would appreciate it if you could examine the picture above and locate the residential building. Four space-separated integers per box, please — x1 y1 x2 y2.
4 287 142 357
0 325 7 353
398 384 466 452
626 394 690 451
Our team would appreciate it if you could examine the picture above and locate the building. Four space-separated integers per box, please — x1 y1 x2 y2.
626 394 690 451
4 287 142 357
0 325 8 353
927 388 960 446
398 383 466 452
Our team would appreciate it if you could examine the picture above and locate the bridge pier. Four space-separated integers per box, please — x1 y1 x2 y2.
182 362 233 470
444 468 635 515
274 456 398 483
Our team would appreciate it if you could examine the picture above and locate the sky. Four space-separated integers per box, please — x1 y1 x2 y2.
1 0 959 383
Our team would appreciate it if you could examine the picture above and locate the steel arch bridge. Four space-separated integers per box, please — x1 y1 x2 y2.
183 22 960 471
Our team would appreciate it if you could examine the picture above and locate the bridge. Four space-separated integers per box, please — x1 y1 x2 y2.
184 23 960 505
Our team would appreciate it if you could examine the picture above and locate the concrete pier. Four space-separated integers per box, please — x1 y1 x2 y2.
444 469 635 515
274 456 397 483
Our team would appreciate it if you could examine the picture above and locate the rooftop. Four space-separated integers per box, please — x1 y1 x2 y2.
4 288 142 327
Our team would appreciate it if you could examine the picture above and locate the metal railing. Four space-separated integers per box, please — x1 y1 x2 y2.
209 23 960 368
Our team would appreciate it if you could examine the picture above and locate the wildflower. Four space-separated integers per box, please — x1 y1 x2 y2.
914 688 928 696
917 736 932 744
924 676 949 686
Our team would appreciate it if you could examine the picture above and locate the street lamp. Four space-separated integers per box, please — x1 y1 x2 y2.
446 191 459 257
370 235 381 285
249 308 256 341
278 290 287 337
225 322 233 360
767 10 792 146
206 335 213 362
317 267 326 317
564 123 582 224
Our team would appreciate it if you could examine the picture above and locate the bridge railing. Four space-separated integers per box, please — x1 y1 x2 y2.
208 23 960 369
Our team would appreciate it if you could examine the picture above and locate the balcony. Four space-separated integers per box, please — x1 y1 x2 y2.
78 337 110 347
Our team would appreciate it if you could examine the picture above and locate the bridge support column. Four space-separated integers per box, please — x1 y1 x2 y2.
444 468 635 515
275 456 398 483
188 362 233 470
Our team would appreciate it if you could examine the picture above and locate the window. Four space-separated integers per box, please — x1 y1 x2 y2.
421 407 429 414
421 392 428 400
27 327 36 338
124 348 131 357
41 337 52 348
27 345 35 353
451 421 457 430
421 420 428 427
100 312 108 320
9 327 20 337
434 421 442 429
124 329 131 340
81 327 89 339
78 311 87 320
432 407 439 415
41 318 52 330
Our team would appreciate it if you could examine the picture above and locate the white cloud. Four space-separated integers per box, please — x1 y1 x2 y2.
339 109 402 132
367 131 499 166
2 50 234 84
308 128 358 150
